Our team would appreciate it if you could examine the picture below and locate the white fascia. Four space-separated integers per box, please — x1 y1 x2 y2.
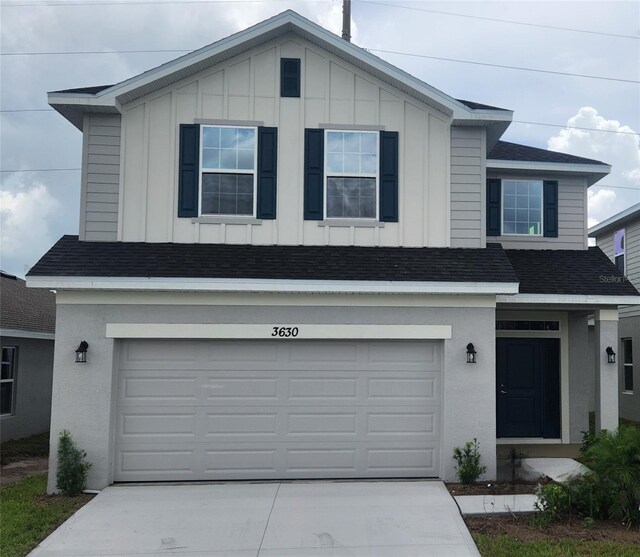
0 328 55 340
47 10 510 124
487 159 610 174
27 276 519 295
497 293 640 306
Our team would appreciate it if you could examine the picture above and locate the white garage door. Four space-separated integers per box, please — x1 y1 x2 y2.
114 339 442 481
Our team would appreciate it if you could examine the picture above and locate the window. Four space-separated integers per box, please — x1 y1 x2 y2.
614 228 625 273
200 126 257 216
502 180 543 235
325 130 378 219
1 347 17 416
623 338 633 393
496 320 560 331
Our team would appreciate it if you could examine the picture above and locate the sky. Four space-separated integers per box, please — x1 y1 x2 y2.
1 0 639 277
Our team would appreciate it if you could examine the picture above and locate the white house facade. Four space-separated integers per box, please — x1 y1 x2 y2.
28 11 637 491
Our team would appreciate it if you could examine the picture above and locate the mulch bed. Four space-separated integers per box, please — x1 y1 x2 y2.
447 479 551 496
466 514 640 544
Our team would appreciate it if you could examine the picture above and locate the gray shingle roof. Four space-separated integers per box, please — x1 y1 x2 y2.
488 140 607 166
0 273 56 334
456 99 510 111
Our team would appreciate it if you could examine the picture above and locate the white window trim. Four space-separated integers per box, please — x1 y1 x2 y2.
501 179 544 237
323 129 379 221
0 346 17 417
198 124 258 218
614 228 626 275
622 337 633 393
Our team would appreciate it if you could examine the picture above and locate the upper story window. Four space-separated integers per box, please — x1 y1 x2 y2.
325 130 379 219
200 125 257 216
1 347 17 416
614 228 625 273
502 180 543 236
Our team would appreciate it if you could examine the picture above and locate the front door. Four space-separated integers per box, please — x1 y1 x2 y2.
496 338 560 438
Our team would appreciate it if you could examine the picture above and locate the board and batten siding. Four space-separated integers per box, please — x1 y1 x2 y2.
450 126 485 248
118 32 451 247
486 172 588 250
80 114 121 241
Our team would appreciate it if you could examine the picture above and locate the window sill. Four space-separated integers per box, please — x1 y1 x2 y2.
317 220 385 228
622 390 635 395
191 217 263 225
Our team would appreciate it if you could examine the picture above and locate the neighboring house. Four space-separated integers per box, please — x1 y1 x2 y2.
590 204 640 423
0 272 55 441
27 11 638 491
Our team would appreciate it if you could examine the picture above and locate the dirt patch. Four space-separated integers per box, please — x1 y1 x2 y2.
34 492 93 507
1 458 49 486
447 479 551 496
466 514 640 544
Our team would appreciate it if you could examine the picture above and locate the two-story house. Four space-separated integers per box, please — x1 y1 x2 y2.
27 11 638 491
590 204 640 423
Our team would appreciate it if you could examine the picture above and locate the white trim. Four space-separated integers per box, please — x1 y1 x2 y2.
198 124 258 218
0 328 55 340
497 294 639 305
28 276 519 295
496 438 562 445
501 179 543 237
105 323 452 340
486 159 611 175
48 11 512 124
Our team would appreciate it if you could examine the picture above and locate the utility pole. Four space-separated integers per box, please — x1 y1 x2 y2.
342 0 351 42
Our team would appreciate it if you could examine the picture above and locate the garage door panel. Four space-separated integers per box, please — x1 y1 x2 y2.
115 340 442 481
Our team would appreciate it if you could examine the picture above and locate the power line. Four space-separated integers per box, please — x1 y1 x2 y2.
362 1 640 41
592 185 640 192
367 48 640 84
0 0 303 5
3 45 637 85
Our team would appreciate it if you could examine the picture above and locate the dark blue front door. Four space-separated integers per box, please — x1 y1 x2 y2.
496 338 560 438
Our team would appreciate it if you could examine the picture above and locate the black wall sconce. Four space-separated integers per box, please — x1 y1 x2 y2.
466 343 477 364
606 346 616 364
75 341 89 363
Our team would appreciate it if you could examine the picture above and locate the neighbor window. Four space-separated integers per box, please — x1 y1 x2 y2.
623 338 633 393
502 180 543 235
614 228 625 273
1 347 17 416
200 125 257 216
325 130 378 219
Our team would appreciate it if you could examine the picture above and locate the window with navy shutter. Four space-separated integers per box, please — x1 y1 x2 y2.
543 180 558 238
486 179 501 236
304 128 399 222
178 124 277 219
280 58 301 98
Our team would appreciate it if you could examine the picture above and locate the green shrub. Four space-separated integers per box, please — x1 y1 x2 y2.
452 438 486 484
56 430 91 497
535 425 640 527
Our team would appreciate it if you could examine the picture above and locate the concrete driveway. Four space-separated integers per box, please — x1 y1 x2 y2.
30 481 479 557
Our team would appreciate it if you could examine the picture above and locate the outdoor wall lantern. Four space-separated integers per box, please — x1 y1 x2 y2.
75 341 89 363
466 343 477 364
606 346 616 364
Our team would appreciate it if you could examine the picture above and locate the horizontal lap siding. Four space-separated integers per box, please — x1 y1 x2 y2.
486 173 588 249
624 221 640 287
450 127 484 248
81 114 121 241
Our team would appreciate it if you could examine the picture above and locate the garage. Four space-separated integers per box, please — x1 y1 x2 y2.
114 339 442 481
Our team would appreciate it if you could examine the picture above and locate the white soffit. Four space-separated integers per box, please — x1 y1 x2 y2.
496 294 640 306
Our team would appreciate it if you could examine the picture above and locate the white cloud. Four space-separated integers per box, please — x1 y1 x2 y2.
547 107 640 225
0 184 61 276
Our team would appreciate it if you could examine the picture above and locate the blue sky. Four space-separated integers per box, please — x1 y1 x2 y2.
1 0 639 277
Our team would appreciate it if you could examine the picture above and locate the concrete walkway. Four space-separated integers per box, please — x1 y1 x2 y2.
29 481 479 557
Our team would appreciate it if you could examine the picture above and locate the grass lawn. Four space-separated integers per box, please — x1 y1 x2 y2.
1 433 49 465
0 474 93 557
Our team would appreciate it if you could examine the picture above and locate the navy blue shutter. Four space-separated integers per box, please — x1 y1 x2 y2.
379 131 399 222
304 129 324 220
486 179 501 236
543 180 558 237
257 127 277 219
178 124 200 218
281 58 301 98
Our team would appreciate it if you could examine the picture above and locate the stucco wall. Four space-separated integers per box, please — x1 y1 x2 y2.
47 295 497 491
117 32 451 247
568 313 591 442
0 337 54 441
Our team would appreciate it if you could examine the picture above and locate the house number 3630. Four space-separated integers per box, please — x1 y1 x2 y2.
271 326 299 338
